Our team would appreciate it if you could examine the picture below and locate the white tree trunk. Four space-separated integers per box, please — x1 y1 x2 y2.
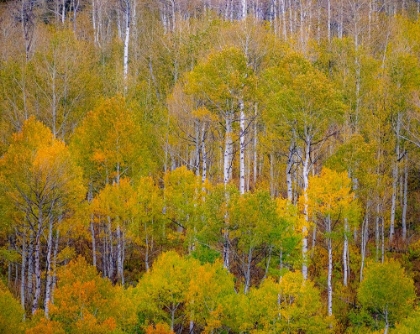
402 156 408 241
360 203 369 282
327 0 331 42
32 204 45 315
390 113 401 243
61 0 66 24
44 218 54 318
20 229 26 313
375 202 381 262
116 224 124 284
242 0 247 20
302 134 311 280
122 0 131 94
239 100 246 194
201 123 207 183
343 218 348 287
244 247 253 294
224 111 233 186
327 216 333 317
286 142 295 202
27 230 33 307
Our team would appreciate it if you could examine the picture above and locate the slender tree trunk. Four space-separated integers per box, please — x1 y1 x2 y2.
302 134 311 280
27 230 33 308
145 221 150 272
327 215 333 317
107 217 114 280
61 0 66 23
201 123 207 183
224 111 233 186
90 220 96 267
343 218 348 287
253 105 258 186
402 156 408 241
239 100 246 194
244 247 253 294
44 218 54 318
360 203 369 281
286 142 295 202
122 0 131 94
280 0 287 39
20 229 26 313
116 224 124 285
242 0 247 19
51 229 59 304
92 0 98 45
327 0 331 42
375 202 381 262
32 215 42 314
390 113 401 243
311 225 317 257
381 212 385 263
102 226 107 278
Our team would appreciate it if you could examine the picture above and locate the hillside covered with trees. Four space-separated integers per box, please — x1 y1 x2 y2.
1 0 420 333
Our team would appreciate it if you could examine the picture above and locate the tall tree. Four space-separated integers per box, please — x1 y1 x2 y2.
0 117 84 315
262 52 345 279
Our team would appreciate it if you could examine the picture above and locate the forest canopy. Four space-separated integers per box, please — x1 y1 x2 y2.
1 0 420 333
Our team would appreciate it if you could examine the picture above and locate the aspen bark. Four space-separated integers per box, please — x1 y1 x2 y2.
360 203 369 281
32 208 44 314
27 230 33 307
201 123 207 183
390 113 401 243
343 218 349 287
244 247 253 294
122 0 131 94
302 133 311 280
286 142 295 202
224 111 233 186
20 229 26 312
375 202 381 262
44 218 54 318
402 156 408 241
327 215 333 317
116 224 125 285
239 100 246 194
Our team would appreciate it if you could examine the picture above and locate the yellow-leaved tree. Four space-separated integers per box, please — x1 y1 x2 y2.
0 117 84 316
306 168 359 318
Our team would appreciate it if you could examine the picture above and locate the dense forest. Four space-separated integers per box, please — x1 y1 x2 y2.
1 0 420 333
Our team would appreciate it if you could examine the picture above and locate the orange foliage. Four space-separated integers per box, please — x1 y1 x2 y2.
145 323 175 334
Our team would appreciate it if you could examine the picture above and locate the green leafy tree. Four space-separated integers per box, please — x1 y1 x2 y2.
261 53 345 279
229 189 296 293
358 260 416 333
240 272 330 333
0 281 24 333
306 168 359 317
133 251 198 332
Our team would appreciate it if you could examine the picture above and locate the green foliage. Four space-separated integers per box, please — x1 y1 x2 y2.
0 280 24 333
240 272 331 333
70 95 155 187
358 260 416 330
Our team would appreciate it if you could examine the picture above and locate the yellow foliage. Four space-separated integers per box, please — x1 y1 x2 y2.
25 317 65 334
145 323 174 334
